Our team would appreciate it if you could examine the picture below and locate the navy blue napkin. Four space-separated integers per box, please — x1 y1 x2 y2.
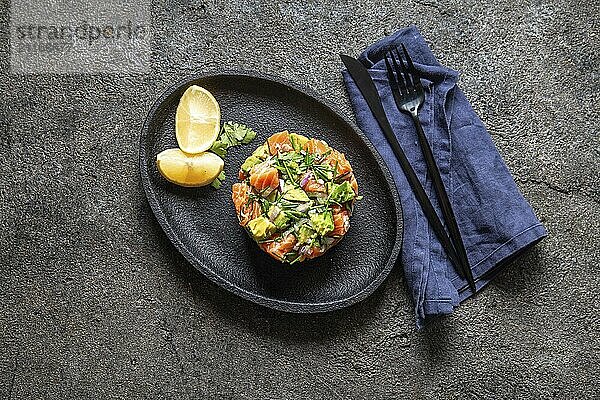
343 26 547 328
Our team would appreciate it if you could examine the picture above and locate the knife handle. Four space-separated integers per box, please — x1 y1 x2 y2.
411 114 476 292
378 117 465 277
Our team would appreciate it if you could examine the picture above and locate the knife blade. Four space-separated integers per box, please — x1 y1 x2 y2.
341 54 476 292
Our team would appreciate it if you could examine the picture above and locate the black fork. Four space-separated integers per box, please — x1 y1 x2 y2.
385 45 476 293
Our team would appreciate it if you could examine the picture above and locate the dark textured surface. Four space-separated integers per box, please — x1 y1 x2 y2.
1 0 599 399
140 72 401 311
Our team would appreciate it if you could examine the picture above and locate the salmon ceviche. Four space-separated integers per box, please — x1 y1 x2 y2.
231 131 359 263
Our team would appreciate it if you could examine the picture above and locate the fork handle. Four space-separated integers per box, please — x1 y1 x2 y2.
411 114 476 293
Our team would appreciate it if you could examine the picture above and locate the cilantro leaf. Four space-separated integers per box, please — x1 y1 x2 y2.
210 122 258 156
210 140 227 158
210 171 226 189
208 122 258 189
222 122 257 146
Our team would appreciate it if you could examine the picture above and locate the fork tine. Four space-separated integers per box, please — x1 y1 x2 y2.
385 52 408 103
389 51 408 94
401 44 418 75
383 54 398 85
384 53 399 93
401 44 422 88
394 48 414 90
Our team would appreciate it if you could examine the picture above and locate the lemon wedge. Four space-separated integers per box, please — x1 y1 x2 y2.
175 85 221 154
156 148 224 187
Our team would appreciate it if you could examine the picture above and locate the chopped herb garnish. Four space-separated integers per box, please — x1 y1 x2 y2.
220 122 257 147
210 171 226 189
289 253 304 265
313 163 334 181
209 122 258 189
210 140 228 158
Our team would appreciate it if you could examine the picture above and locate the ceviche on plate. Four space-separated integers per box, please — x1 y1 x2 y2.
232 131 360 264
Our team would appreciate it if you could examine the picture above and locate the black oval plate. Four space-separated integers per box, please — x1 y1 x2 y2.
140 71 402 313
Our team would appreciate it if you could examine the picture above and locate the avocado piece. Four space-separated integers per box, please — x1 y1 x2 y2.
247 216 276 241
327 181 356 203
252 144 269 159
283 187 310 202
240 155 262 174
268 205 289 229
290 133 309 151
309 211 334 236
273 212 290 229
296 224 316 244
266 189 279 202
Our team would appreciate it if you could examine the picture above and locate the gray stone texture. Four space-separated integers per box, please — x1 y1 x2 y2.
0 0 598 398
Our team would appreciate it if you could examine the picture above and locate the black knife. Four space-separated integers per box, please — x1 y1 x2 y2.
341 54 476 292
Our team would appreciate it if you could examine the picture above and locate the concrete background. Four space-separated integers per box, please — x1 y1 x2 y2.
1 0 598 398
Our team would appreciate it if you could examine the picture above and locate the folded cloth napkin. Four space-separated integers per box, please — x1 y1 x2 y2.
342 25 547 328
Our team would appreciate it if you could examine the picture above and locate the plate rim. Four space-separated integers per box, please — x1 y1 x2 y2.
139 70 403 313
